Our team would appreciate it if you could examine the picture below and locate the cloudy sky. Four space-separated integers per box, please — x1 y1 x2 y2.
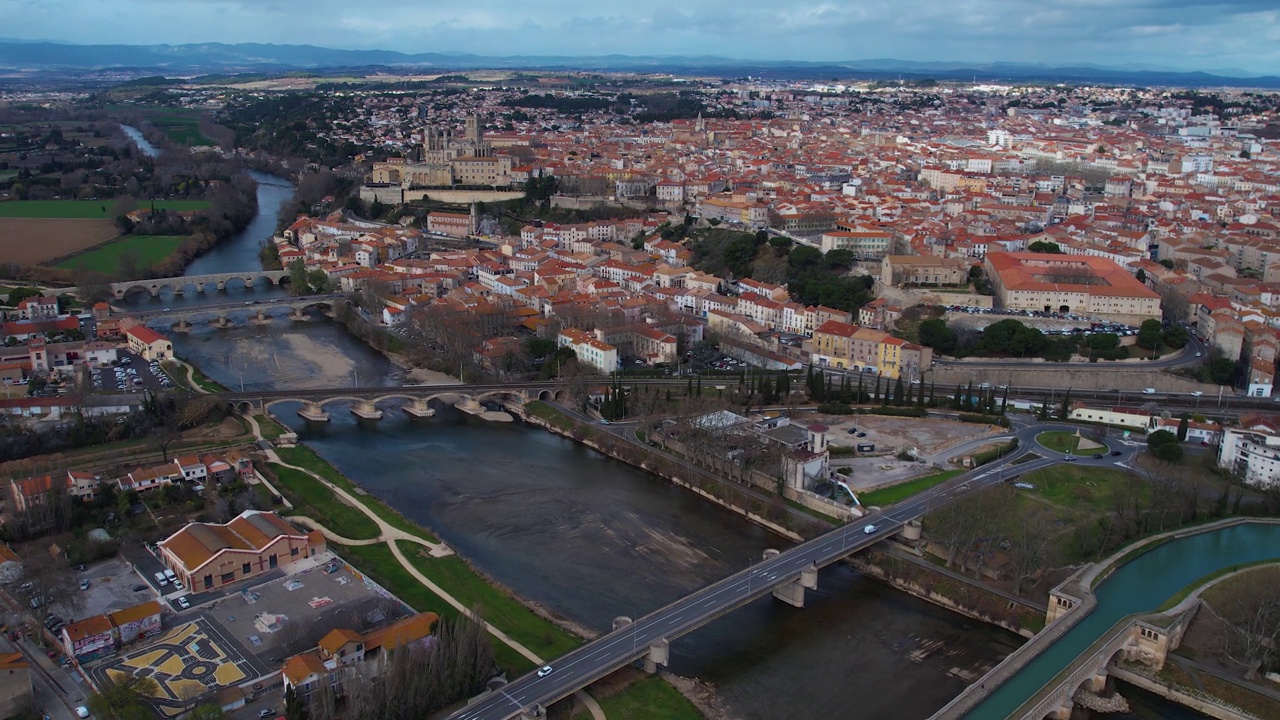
4 0 1280 75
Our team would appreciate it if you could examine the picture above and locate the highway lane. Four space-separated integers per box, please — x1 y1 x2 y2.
445 439 1100 720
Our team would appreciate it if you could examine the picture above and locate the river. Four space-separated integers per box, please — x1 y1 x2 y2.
122 132 1203 719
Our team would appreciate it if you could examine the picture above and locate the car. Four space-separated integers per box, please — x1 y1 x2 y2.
1190 390 1204 397
257 710 274 719
863 524 877 534
74 564 86 572
1111 450 1122 456
537 665 554 678
1063 455 1078 462
598 419 610 425
131 584 148 592
1092 453 1104 459
75 707 90 719
845 428 857 434
856 432 867 438
176 596 190 610
79 580 90 591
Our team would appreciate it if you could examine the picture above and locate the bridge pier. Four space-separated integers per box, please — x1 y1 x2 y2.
771 562 818 609
350 400 383 420
213 312 233 329
250 308 272 326
289 308 308 322
243 276 258 289
171 286 184 296
1084 669 1108 693
171 319 193 333
642 637 669 674
455 397 484 416
404 398 436 418
297 402 330 422
519 705 546 719
216 280 227 291
149 285 160 297
196 282 206 293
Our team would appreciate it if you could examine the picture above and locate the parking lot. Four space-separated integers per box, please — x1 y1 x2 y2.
88 349 172 394
54 557 156 623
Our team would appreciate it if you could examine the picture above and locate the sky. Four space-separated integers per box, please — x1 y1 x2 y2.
3 0 1280 75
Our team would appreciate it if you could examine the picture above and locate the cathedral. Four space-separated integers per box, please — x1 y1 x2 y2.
371 115 513 188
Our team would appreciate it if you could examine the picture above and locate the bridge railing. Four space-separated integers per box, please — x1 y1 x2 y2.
1013 617 1137 719
930 569 1097 720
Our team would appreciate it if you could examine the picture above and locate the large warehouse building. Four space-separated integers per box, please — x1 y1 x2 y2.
984 252 1161 323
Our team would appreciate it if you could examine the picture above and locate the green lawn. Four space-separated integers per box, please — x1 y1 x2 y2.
597 675 704 720
1035 430 1083 454
0 199 209 218
267 463 381 540
145 113 216 146
396 541 582 660
0 169 18 180
254 415 285 441
274 445 439 542
335 543 533 674
859 470 964 508
1018 464 1143 513
56 234 186 273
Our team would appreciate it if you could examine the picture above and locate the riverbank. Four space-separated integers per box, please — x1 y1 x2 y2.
249 412 705 720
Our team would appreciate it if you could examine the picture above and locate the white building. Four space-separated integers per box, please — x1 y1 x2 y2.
1218 418 1280 487
557 328 619 374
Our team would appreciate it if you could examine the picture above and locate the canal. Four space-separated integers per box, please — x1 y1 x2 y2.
968 522 1280 720
122 128 1204 718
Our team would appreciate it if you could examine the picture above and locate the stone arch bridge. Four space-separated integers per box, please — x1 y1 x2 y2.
221 384 570 421
132 294 345 330
50 270 289 300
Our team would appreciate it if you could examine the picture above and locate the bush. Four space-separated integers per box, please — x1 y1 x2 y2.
817 403 856 415
855 406 928 418
972 439 1019 466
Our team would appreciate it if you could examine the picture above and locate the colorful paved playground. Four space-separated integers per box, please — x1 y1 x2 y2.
91 619 262 717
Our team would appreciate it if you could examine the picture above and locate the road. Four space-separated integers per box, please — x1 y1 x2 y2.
445 424 1138 720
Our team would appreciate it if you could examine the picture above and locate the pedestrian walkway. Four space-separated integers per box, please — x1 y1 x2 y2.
241 413 606 720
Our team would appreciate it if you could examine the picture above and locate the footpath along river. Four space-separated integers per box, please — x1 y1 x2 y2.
120 134 1200 718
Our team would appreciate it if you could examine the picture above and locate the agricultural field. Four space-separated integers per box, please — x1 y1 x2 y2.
0 218 120 265
142 110 215 146
56 235 186 274
0 199 208 219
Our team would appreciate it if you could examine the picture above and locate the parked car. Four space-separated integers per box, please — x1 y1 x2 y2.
176 597 190 610
79 580 90 591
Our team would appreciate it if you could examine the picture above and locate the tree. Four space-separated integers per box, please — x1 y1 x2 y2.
1147 429 1183 463
893 375 905 406
918 318 958 355
1136 268 1147 284
1177 415 1189 442
1028 240 1062 254
88 675 158 720
7 287 43 306
1136 319 1163 351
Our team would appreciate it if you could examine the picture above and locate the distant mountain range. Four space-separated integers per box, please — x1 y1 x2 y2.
1 39 1277 88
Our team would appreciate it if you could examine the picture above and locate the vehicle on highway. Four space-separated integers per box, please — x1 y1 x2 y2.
1064 455 1078 462
1111 450 1122 456
1142 388 1156 394
1092 453 1104 459
75 707 90 719
257 710 274 719
537 665 554 678
863 524 877 534
176 596 190 610
1191 391 1203 397
1195 352 1202 357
